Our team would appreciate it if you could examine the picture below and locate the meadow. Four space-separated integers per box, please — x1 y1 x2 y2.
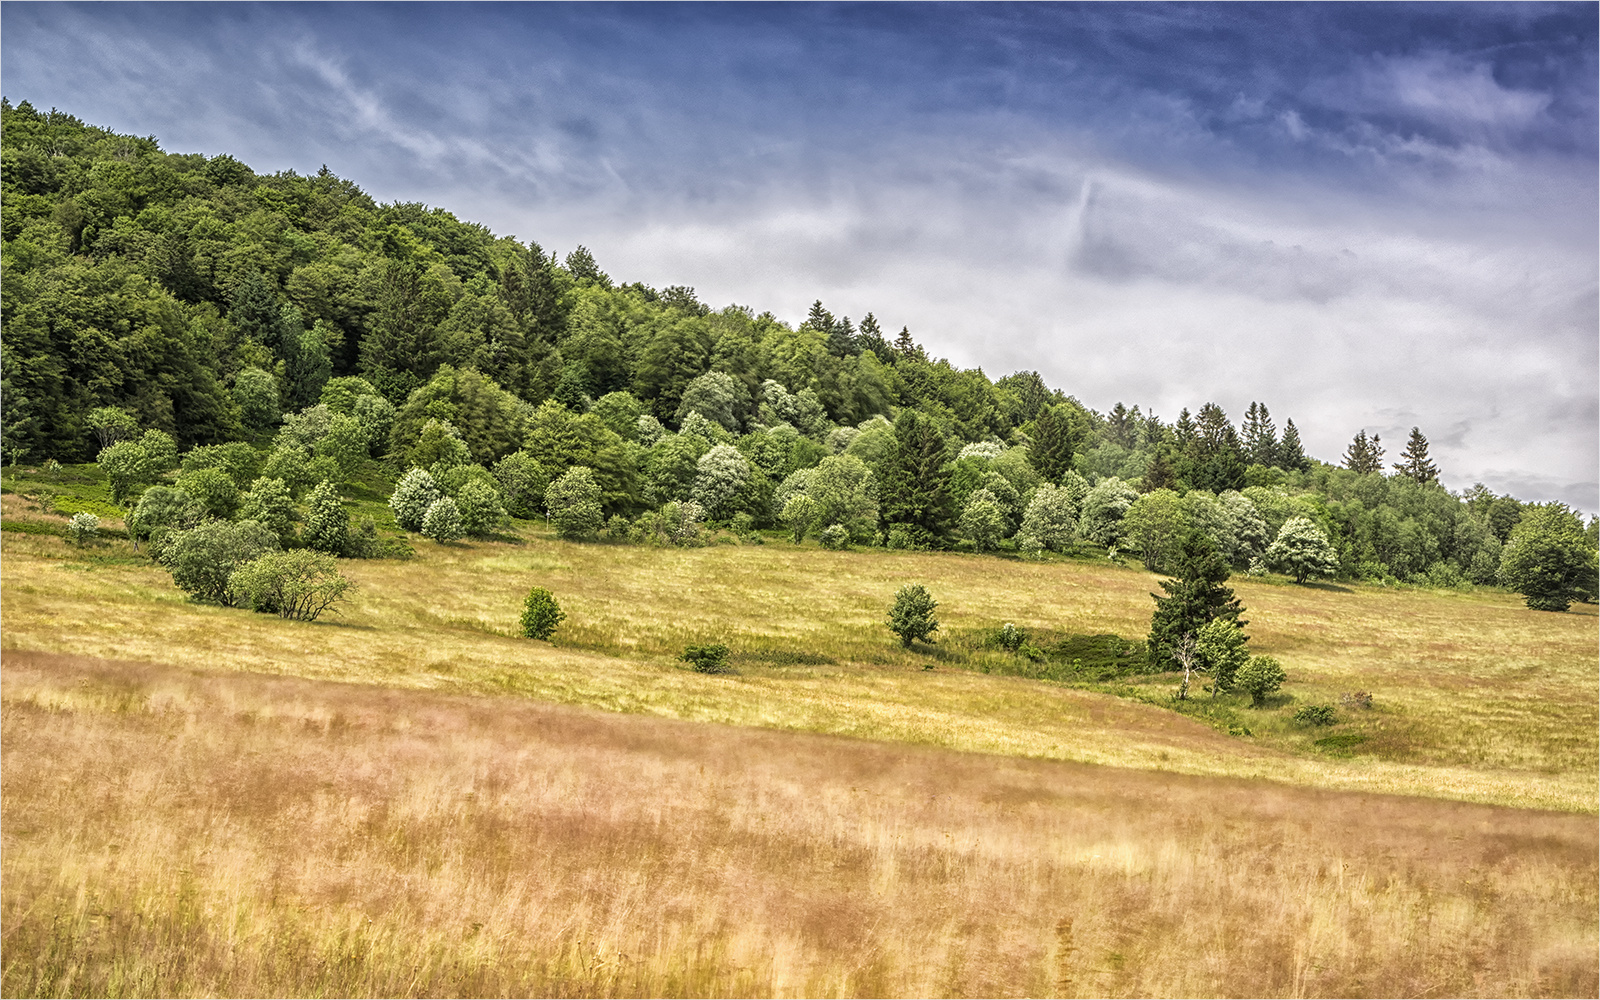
3 492 1597 996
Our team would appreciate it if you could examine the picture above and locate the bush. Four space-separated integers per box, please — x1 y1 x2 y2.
1293 704 1338 726
420 496 465 543
230 550 353 621
519 587 566 640
128 486 203 557
239 477 298 544
389 467 443 532
819 523 850 550
455 479 508 537
887 584 939 647
681 643 735 674
545 466 604 540
1194 616 1250 696
66 512 99 547
1339 691 1373 710
1237 655 1286 707
303 480 351 554
996 622 1028 652
886 525 914 550
175 467 241 519
160 519 280 605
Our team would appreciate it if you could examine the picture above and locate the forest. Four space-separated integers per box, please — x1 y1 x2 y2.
2 99 1595 609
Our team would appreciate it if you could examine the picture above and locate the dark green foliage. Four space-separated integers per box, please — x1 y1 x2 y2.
878 411 953 542
1293 704 1338 726
519 586 566 640
1147 531 1247 671
1393 427 1439 484
1498 503 1596 612
887 584 940 647
160 519 280 606
1343 430 1385 474
1026 404 1080 483
680 643 735 674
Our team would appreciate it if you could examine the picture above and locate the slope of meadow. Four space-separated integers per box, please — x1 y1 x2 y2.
3 514 1597 997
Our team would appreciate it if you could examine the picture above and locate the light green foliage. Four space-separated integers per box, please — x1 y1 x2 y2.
455 479 507 537
160 519 279 606
1237 655 1286 707
1263 516 1340 584
957 441 1004 462
66 511 99 547
320 377 381 417
805 454 879 542
492 451 549 520
644 434 703 506
276 405 334 452
1017 483 1077 554
1499 503 1596 612
636 414 667 447
98 439 153 505
1219 490 1269 566
303 480 350 555
520 586 566 640
1181 491 1236 566
1122 489 1187 571
1194 616 1250 696
229 550 352 621
675 371 748 434
958 488 1007 552
175 467 241 519
1079 476 1138 549
316 414 369 477
410 418 472 472
545 466 604 540
887 584 939 647
844 416 896 467
781 494 820 543
232 366 280 430
389 468 442 532
691 443 751 520
350 394 396 454
677 410 733 448
179 441 260 488
238 477 298 544
420 496 465 543
758 380 828 438
261 445 314 495
819 523 851 550
591 391 645 441
827 426 860 454
87 406 139 449
129 486 202 555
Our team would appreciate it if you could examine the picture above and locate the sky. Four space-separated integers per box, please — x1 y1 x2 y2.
4 2 1596 509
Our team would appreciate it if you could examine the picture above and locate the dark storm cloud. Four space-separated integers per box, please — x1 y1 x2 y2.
3 2 1595 509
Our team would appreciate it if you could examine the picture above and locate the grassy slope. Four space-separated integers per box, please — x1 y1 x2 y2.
3 498 1594 813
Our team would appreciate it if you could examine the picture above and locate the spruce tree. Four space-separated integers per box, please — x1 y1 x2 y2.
1242 402 1278 467
1393 427 1439 483
1277 418 1309 471
878 410 953 544
1027 404 1077 483
1146 530 1247 671
1343 430 1385 474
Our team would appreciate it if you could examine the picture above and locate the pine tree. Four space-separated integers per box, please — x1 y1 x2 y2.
1241 402 1278 467
1027 404 1078 483
1107 402 1134 448
1343 430 1385 474
878 410 953 544
857 313 892 359
1147 530 1248 671
1393 427 1439 483
1277 418 1309 472
805 300 835 334
892 326 923 361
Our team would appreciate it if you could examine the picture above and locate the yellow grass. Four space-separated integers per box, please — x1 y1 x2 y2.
1 524 1594 812
5 651 1595 999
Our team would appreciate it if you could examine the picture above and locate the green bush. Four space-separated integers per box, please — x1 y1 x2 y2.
1237 655 1286 707
420 496 464 543
819 523 850 550
160 519 279 606
681 643 735 674
66 512 99 547
887 584 939 647
230 550 353 621
519 587 566 640
1293 704 1338 726
545 466 604 541
996 622 1028 652
389 467 442 532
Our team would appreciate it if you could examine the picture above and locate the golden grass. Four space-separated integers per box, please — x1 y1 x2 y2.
2 527 1594 811
5 651 1595 998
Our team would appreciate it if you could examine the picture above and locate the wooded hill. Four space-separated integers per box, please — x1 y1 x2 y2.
3 99 1594 597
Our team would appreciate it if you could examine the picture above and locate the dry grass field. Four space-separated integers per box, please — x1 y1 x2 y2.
4 651 1595 999
3 503 1598 996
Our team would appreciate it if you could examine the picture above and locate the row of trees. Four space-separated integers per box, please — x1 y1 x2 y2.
4 101 1594 609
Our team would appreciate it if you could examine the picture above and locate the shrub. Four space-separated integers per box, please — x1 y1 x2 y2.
819 523 850 550
160 519 280 605
681 643 735 674
1194 616 1250 696
455 479 508 537
128 486 204 557
996 622 1028 652
1293 704 1338 726
1339 691 1373 710
1498 503 1595 612
887 584 939 647
420 496 464 543
175 467 241 519
1237 655 1286 707
886 525 914 550
66 512 99 547
230 550 353 621
389 467 442 531
302 480 351 554
545 466 604 540
519 587 566 640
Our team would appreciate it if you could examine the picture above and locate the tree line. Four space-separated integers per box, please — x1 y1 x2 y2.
2 100 1594 611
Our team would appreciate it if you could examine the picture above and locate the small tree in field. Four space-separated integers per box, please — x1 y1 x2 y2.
66 512 99 547
887 584 939 647
1262 516 1339 584
520 587 566 640
1195 616 1249 697
1237 655 1286 707
389 468 442 532
230 550 353 621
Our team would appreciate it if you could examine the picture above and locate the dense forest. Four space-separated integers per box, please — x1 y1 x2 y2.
3 100 1595 606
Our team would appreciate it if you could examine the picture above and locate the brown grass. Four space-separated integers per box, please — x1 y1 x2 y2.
4 651 1595 998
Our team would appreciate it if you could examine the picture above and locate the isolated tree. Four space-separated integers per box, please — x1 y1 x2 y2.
520 586 566 640
66 512 99 547
160 519 280 606
1237 655 1286 707
1147 530 1247 670
1499 503 1596 612
1393 427 1439 484
420 496 465 543
887 584 940 647
1262 516 1341 583
545 466 604 540
389 468 443 532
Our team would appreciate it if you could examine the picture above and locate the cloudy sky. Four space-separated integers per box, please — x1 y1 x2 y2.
4 3 1596 508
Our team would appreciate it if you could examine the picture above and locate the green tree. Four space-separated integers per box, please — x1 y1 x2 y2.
1121 488 1187 572
420 496 465 543
1393 427 1439 484
389 467 442 532
958 488 1007 552
691 443 751 520
303 480 351 555
233 366 280 430
675 370 748 434
1277 419 1309 472
160 519 279 606
1194 616 1249 697
1147 530 1247 671
1027 404 1080 483
493 450 550 519
1342 430 1385 474
545 466 604 540
66 512 99 547
1016 483 1077 554
878 410 953 545
129 486 203 556
887 584 940 647
1079 476 1138 550
238 477 298 544
1237 655 1286 707
455 478 507 537
520 587 566 640
781 493 821 543
230 550 353 621
87 406 139 449
805 454 879 542
175 466 241 519
1262 516 1340 583
1499 503 1596 612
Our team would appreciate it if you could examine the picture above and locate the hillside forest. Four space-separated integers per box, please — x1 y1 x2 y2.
3 100 1596 610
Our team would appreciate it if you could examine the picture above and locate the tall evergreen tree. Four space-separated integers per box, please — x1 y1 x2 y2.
1107 402 1134 448
878 410 953 544
1277 418 1309 472
1343 430 1385 474
1394 427 1439 483
1147 530 1248 670
1028 404 1078 483
1241 402 1278 467
857 312 892 359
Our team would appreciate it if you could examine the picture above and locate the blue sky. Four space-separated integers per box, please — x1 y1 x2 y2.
4 2 1596 508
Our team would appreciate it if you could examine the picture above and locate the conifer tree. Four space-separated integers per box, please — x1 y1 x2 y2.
1147 530 1248 671
1277 418 1309 472
1393 427 1439 483
1241 402 1278 467
1342 430 1385 474
1027 404 1078 483
878 410 953 544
